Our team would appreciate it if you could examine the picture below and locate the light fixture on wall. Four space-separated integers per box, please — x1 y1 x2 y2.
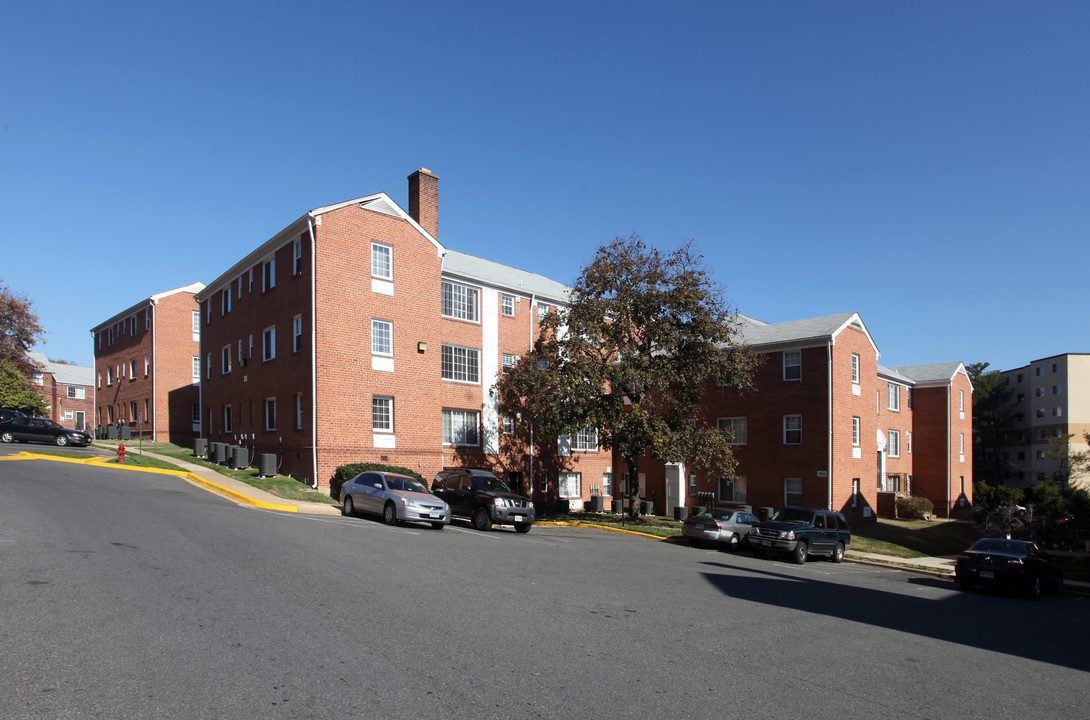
417 341 427 353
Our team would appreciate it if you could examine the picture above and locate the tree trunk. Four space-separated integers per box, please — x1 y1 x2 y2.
626 455 640 520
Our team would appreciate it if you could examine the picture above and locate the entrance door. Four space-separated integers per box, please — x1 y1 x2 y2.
75 411 86 431
664 463 684 516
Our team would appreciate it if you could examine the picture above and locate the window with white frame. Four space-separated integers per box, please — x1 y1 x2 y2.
372 242 392 280
959 433 964 455
907 431 912 453
783 415 802 445
129 316 137 335
67 386 86 400
718 476 747 503
248 334 254 359
1053 407 1063 417
372 319 392 356
573 427 598 451
144 354 149 377
206 354 211 380
501 294 515 316
784 478 803 506
223 405 232 433
602 472 613 497
237 277 242 299
192 311 200 333
237 340 242 363
442 408 479 446
502 416 515 435
888 429 900 457
502 352 517 374
959 389 964 411
221 288 231 315
887 382 900 411
852 478 860 508
221 346 231 374
851 353 860 384
293 239 303 275
717 417 747 445
852 416 860 446
263 326 276 361
264 398 277 430
537 303 549 322
192 357 200 379
558 472 581 498
295 393 303 430
783 351 801 380
107 327 114 346
129 401 137 421
262 257 276 291
248 268 254 293
441 281 479 321
293 315 303 353
372 396 393 432
441 344 479 383
129 358 138 379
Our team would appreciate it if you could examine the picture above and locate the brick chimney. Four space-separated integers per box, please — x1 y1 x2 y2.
407 168 439 239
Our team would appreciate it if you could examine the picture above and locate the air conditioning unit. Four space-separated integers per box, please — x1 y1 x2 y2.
194 438 208 457
257 453 276 478
232 446 249 469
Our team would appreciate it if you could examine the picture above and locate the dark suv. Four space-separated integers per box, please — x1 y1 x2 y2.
432 468 535 533
749 507 850 564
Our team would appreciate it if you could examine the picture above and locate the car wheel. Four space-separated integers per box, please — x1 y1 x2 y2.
1027 575 1042 599
55 435 69 446
514 523 532 534
958 579 973 592
750 547 765 559
0 430 13 443
831 541 845 563
473 506 492 531
792 541 808 565
725 534 739 552
1051 576 1064 595
383 502 398 526
431 522 445 530
342 495 355 517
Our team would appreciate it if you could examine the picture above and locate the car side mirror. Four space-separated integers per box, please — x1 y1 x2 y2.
373 483 383 489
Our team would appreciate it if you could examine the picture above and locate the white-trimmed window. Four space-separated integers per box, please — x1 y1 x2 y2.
372 242 392 280
852 416 860 447
785 478 803 506
441 344 479 383
221 288 231 315
248 334 254 359
783 415 802 445
192 357 200 379
442 408 479 446
144 354 149 377
107 327 114 346
192 311 200 333
906 431 912 453
717 417 747 445
502 416 515 435
441 281 479 321
295 393 304 430
573 427 598 451
558 472 581 498
293 315 303 353
718 476 747 503
293 239 303 275
852 478 860 508
67 386 86 400
372 396 393 432
372 319 392 356
959 389 965 411
262 257 276 291
783 351 801 380
959 433 965 455
537 303 549 322
223 405 232 433
129 401 137 421
263 326 276 361
502 294 515 316
129 316 137 335
264 398 277 430
237 276 242 299
206 353 211 380
248 268 254 293
129 358 138 378
502 352 517 374
97 372 102 389
887 382 900 411
1053 407 1063 417
221 345 231 374
888 429 900 458
851 353 860 384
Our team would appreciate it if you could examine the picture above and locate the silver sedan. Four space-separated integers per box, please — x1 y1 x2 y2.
341 471 451 529
682 509 760 551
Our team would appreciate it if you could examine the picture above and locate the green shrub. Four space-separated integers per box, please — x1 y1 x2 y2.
328 462 428 499
897 496 934 520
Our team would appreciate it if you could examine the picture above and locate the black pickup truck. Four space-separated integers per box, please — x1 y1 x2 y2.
748 507 851 564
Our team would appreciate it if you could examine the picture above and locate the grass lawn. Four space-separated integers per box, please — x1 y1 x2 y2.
850 518 981 558
92 441 338 505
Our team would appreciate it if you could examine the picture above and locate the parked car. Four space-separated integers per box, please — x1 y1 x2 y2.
340 471 451 529
1 409 27 424
955 538 1064 598
682 509 760 550
432 468 535 533
749 507 851 564
0 416 92 447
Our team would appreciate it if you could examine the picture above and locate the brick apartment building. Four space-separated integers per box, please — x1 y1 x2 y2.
195 169 615 498
629 314 974 521
90 282 205 442
25 351 94 430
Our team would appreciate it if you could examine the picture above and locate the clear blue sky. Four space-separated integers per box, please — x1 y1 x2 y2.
3 1 1087 374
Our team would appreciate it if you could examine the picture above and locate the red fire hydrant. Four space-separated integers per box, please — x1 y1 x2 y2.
117 443 126 463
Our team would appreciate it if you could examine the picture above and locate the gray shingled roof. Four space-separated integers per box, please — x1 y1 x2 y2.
443 250 571 303
893 362 965 385
26 352 94 387
733 312 863 348
877 364 915 385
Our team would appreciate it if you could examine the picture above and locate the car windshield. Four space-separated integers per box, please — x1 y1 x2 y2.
771 508 815 524
472 475 513 493
971 539 1029 557
386 476 428 494
705 510 733 520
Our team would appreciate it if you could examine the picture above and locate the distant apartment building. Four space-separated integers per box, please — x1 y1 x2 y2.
996 353 1090 489
90 283 205 442
195 169 614 499
25 351 94 430
630 314 974 521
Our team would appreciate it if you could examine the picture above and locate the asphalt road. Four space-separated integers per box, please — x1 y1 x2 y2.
2 451 1087 719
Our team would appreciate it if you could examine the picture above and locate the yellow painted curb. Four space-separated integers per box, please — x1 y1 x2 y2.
538 520 669 540
9 451 299 513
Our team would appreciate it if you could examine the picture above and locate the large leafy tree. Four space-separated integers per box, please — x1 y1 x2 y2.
1 281 45 376
967 362 1016 486
495 235 755 518
0 359 48 414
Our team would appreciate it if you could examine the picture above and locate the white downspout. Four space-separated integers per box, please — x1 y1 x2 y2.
946 386 951 517
308 216 319 488
827 341 833 510
150 299 157 441
528 292 537 497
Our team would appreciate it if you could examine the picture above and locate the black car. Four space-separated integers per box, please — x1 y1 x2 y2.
955 538 1064 598
0 416 92 447
432 468 535 533
748 507 851 564
0 409 27 424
